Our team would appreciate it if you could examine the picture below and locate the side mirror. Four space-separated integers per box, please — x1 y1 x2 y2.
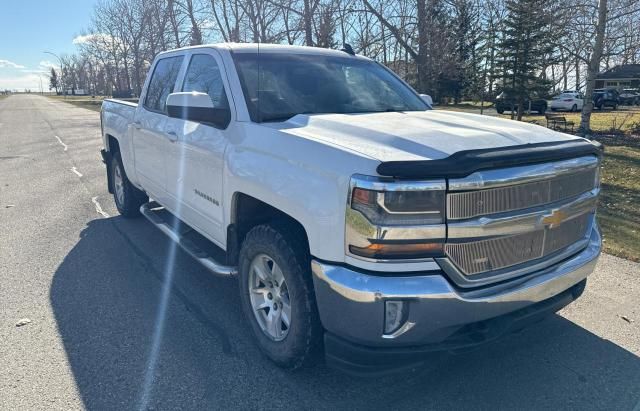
166 92 230 129
419 93 433 107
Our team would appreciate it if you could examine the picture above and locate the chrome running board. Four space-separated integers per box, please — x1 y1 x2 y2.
140 202 237 276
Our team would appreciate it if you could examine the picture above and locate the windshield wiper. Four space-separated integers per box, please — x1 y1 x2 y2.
259 111 312 123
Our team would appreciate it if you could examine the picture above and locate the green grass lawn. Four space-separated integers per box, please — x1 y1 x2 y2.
597 142 640 261
47 95 138 112
498 108 640 134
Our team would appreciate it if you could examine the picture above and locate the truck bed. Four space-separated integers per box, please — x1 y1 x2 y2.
101 99 138 146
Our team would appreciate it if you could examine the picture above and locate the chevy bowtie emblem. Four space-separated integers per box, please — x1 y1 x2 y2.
542 209 568 228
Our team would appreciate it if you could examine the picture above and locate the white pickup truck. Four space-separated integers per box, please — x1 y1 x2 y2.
101 43 603 375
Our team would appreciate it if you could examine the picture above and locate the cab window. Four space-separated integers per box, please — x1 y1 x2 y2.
144 56 184 113
182 54 229 109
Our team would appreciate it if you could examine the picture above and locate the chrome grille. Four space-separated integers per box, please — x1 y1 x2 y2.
445 212 591 275
447 167 597 220
544 212 592 255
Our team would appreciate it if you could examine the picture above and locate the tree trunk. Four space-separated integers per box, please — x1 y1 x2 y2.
575 56 580 90
416 0 428 93
303 0 314 46
579 0 607 136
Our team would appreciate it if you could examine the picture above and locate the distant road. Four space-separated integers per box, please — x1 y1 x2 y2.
1 94 639 410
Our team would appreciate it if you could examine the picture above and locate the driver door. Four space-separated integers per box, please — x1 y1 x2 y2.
163 51 233 247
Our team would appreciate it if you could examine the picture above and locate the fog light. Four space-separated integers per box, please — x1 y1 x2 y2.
384 300 407 334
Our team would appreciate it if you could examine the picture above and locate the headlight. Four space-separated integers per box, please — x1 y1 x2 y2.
351 188 445 225
346 175 446 260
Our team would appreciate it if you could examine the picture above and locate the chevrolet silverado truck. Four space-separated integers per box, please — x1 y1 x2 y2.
100 43 603 375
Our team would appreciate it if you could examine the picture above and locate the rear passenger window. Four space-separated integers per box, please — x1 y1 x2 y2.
182 54 229 109
144 56 184 113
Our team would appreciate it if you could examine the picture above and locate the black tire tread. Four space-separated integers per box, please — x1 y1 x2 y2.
111 152 148 218
239 221 322 369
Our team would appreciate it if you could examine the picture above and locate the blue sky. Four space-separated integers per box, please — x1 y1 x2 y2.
0 0 96 91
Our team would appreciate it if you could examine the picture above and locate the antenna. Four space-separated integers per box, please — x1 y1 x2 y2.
341 43 355 56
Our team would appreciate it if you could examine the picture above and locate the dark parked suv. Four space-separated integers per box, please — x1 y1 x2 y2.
619 89 640 106
495 92 548 114
593 89 619 110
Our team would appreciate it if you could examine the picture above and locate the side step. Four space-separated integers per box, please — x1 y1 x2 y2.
140 202 237 276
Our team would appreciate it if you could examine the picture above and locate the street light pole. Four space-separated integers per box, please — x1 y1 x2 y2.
43 51 63 97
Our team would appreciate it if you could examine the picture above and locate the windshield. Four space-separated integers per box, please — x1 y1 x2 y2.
232 52 428 122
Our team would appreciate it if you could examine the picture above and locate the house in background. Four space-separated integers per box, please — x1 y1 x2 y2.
595 64 640 89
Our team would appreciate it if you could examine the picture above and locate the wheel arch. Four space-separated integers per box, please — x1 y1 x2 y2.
226 192 310 266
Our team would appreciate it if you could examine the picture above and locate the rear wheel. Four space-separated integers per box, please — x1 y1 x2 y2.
111 152 148 217
238 222 322 369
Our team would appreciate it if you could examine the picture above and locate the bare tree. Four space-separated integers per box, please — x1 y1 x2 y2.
579 0 608 135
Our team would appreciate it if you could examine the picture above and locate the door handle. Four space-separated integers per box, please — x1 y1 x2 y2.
165 130 178 142
132 121 142 129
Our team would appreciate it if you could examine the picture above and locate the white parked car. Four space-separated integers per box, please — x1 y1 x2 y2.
100 43 602 375
550 92 584 112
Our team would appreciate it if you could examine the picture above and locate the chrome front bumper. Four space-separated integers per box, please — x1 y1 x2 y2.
312 225 601 348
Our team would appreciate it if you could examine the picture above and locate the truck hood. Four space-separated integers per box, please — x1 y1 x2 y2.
271 110 580 162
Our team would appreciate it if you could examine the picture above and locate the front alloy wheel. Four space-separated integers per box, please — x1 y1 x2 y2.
238 223 322 369
248 253 292 341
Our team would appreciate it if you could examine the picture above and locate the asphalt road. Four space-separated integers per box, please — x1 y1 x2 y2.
1 94 639 410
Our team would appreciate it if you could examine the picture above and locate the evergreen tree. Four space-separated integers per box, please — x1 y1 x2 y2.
498 0 555 120
49 68 59 94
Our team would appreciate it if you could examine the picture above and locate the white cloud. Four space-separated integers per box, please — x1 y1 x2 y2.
73 33 113 45
39 60 58 70
0 59 26 69
0 73 46 92
21 69 49 74
73 34 93 44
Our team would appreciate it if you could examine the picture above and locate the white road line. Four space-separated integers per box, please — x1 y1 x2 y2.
71 167 83 177
54 135 68 151
91 196 110 218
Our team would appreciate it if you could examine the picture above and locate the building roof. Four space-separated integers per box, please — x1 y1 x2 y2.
596 64 640 80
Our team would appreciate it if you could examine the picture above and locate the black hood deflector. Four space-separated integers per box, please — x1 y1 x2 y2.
376 139 603 179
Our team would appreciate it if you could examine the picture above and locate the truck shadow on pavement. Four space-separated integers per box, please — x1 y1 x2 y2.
50 217 640 410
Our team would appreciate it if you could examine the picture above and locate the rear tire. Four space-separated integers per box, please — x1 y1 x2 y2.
111 152 148 217
238 222 322 369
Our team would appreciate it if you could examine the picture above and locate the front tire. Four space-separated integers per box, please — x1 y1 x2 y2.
238 222 322 369
111 152 148 217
